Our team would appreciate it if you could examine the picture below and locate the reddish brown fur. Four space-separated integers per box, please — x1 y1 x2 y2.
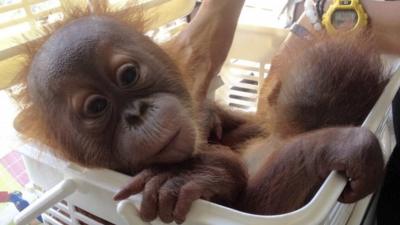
259 32 386 137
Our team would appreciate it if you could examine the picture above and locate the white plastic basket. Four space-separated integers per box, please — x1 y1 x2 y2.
14 68 399 225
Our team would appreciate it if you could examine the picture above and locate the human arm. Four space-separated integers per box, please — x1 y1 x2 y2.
362 0 400 55
284 0 400 55
166 0 245 100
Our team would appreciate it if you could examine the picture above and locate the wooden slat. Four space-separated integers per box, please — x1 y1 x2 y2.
0 17 29 29
22 0 37 29
33 6 62 18
29 0 55 5
0 0 61 27
0 42 25 61
0 2 24 14
0 2 33 28
0 8 62 29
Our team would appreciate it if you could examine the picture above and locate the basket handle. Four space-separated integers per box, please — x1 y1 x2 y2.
13 179 77 225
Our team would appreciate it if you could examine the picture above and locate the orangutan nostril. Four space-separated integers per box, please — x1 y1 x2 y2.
124 112 143 126
124 100 150 126
139 101 149 116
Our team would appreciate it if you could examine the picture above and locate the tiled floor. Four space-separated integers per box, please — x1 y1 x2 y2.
0 151 28 187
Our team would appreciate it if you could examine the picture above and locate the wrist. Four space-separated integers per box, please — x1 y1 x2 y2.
202 0 245 8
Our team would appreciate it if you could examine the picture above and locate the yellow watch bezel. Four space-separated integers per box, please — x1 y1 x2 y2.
322 0 368 34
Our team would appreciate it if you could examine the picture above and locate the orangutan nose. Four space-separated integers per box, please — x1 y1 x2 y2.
124 100 149 126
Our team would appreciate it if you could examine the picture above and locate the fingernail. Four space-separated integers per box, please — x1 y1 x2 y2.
176 218 184 224
113 192 126 201
113 195 121 201
141 213 155 222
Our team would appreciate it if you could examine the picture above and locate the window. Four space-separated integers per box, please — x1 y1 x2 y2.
0 0 63 53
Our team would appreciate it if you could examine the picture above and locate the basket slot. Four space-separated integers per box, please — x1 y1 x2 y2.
46 207 72 224
229 94 258 102
229 89 259 98
74 207 113 225
74 213 106 225
42 213 65 225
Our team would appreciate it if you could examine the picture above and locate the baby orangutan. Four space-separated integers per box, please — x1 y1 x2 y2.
13 3 247 223
12 2 384 224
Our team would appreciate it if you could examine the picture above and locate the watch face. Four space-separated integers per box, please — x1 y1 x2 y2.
331 10 358 30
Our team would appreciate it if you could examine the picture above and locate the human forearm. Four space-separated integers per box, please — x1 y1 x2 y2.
170 0 245 99
362 0 400 54
285 0 400 55
192 0 245 70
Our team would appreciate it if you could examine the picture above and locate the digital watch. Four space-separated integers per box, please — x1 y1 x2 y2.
322 0 368 34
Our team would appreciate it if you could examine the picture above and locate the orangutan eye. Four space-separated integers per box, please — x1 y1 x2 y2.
116 63 140 87
84 95 108 117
